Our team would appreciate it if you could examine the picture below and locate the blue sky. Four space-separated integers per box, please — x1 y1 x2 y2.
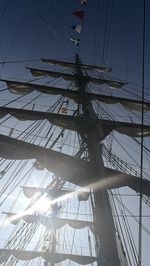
0 0 149 98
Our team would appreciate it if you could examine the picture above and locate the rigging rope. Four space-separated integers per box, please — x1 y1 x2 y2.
138 0 146 264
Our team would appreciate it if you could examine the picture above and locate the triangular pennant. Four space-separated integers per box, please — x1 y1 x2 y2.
72 11 84 20
71 24 82 33
70 37 80 46
80 0 87 5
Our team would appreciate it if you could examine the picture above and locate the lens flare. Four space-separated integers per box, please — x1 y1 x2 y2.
2 174 121 227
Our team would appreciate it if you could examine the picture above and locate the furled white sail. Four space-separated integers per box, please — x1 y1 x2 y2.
0 134 150 195
2 80 150 113
21 186 90 201
1 107 150 139
27 67 125 89
0 249 97 264
121 100 150 112
90 77 126 88
41 58 112 73
4 213 94 233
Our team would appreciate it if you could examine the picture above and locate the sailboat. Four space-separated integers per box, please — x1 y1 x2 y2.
0 0 150 266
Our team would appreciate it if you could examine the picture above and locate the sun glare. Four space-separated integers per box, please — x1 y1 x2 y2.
34 196 51 212
2 176 120 229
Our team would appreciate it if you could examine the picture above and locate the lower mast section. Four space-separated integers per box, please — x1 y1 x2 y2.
88 135 121 266
93 189 121 266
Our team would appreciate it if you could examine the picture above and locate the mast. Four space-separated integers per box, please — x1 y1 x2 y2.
74 54 121 265
1 55 150 265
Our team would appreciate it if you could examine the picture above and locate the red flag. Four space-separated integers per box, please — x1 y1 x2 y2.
73 11 84 20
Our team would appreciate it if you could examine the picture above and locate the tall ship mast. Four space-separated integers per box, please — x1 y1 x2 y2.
0 1 150 266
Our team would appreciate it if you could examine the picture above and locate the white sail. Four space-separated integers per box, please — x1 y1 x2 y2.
4 212 94 233
21 186 90 201
3 80 149 113
41 58 112 73
0 249 97 264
